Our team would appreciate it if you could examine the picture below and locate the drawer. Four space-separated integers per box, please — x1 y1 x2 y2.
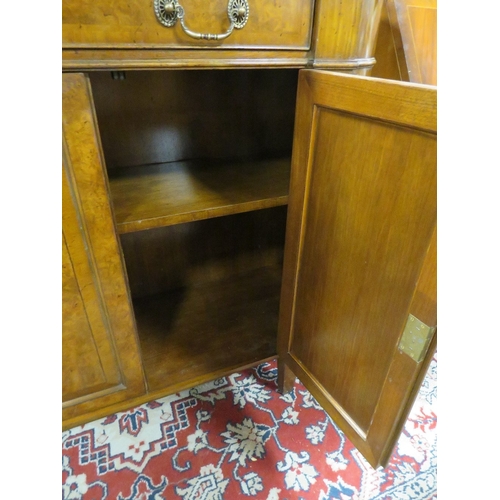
62 0 315 51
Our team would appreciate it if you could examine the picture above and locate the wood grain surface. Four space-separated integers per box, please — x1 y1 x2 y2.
277 70 436 468
89 69 297 168
62 73 146 424
311 0 383 66
110 158 290 233
386 0 437 84
134 265 282 392
120 206 287 298
62 165 121 402
63 0 314 50
63 48 311 71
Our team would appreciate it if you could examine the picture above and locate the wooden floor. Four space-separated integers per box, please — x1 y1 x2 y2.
109 158 291 234
133 265 282 392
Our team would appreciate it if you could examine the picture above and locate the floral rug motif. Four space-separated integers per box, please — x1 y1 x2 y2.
62 355 437 499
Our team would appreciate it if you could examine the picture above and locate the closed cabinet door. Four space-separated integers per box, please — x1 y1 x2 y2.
62 73 146 428
278 70 436 468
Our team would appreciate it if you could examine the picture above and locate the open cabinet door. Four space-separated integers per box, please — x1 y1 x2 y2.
277 70 436 469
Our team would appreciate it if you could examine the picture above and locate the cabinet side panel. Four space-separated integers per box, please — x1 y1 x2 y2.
370 0 403 80
385 0 437 84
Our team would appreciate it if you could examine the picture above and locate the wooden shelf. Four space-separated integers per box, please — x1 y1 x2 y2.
133 265 281 392
109 158 290 233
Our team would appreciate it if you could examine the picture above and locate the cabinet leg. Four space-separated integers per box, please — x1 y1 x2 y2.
277 359 295 394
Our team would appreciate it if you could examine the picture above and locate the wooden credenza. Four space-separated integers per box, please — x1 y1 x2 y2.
62 0 436 468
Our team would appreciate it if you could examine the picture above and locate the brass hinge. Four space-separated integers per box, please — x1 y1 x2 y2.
398 314 436 363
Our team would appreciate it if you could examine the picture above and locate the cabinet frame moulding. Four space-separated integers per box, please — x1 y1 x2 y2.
62 49 312 71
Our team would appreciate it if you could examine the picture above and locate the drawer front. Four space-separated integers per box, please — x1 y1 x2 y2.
63 0 315 50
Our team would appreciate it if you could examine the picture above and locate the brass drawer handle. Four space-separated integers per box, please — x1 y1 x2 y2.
154 0 249 41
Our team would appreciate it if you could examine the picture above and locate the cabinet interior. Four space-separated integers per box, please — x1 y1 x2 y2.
89 69 299 391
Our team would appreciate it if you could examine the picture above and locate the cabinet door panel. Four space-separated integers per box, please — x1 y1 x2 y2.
62 73 146 427
62 228 118 401
278 70 436 468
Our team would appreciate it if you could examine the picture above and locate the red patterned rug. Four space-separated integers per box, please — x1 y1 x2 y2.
62 354 437 499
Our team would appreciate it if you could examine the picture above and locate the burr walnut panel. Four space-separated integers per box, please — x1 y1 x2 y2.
63 0 315 51
62 73 146 424
62 179 120 402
